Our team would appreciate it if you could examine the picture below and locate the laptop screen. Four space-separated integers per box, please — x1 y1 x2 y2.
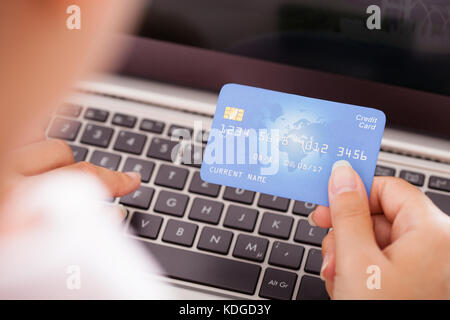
119 0 450 138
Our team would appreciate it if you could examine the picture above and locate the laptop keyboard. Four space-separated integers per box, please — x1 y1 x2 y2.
47 103 450 300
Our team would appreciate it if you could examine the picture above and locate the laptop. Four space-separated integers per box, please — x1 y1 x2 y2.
47 0 450 300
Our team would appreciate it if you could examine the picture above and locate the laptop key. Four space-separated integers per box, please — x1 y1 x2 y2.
269 241 305 270
122 158 154 183
181 144 204 168
375 165 396 176
140 118 165 134
84 107 109 122
223 205 258 232
257 194 290 212
428 176 450 193
114 131 147 155
296 276 329 300
128 212 162 240
426 192 450 215
189 172 221 197
196 130 209 144
304 249 323 275
112 113 137 128
233 234 268 262
80 124 114 148
259 212 293 239
147 137 180 162
294 220 327 246
69 145 88 162
197 227 233 254
162 219 198 247
119 186 154 210
57 104 82 117
189 198 223 224
167 125 193 139
259 268 297 300
292 201 317 216
140 242 261 295
223 187 255 204
48 118 81 141
400 170 425 186
154 190 189 217
90 151 121 170
155 164 189 190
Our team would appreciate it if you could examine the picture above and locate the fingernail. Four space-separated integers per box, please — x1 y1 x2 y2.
116 204 128 221
101 203 128 221
125 171 141 181
330 160 356 197
307 212 317 227
320 254 329 281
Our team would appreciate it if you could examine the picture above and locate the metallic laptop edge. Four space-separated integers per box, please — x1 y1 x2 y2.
78 75 450 166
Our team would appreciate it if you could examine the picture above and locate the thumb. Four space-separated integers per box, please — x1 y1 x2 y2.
328 160 378 259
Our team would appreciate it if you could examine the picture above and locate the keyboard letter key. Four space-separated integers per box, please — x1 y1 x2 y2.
233 234 268 262
189 198 223 224
259 212 293 239
128 212 162 239
154 190 189 217
223 205 258 232
162 219 198 247
189 172 221 197
120 187 155 210
197 227 233 254
294 220 327 246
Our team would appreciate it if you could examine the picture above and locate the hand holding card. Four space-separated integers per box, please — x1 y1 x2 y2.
201 84 386 206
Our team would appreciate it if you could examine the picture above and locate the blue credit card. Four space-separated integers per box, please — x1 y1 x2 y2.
200 84 386 206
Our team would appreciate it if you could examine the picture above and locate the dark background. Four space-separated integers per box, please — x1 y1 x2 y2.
119 0 450 139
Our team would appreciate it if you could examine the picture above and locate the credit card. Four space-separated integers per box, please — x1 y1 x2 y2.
200 84 386 206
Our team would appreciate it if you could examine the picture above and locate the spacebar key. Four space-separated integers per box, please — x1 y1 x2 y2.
140 242 261 295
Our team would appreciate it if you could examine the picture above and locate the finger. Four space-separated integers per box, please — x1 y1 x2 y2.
321 231 336 281
325 279 335 300
372 214 392 249
54 161 141 197
321 231 336 298
12 118 47 148
368 176 437 222
102 203 128 223
312 206 393 249
308 205 332 228
11 139 74 175
311 176 429 234
328 160 379 258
